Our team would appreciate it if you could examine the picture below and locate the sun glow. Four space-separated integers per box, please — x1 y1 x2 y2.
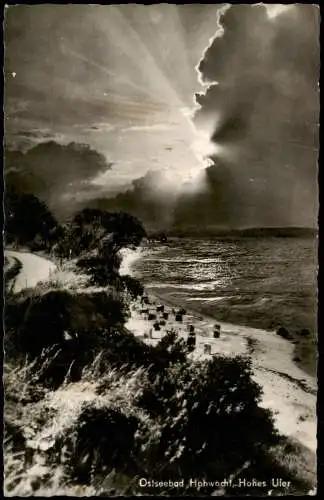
6 4 226 198
263 4 294 19
60 5 223 193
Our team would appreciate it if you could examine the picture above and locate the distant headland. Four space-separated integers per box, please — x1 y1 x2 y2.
163 227 317 239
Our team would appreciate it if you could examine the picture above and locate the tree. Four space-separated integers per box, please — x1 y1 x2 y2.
5 188 59 248
67 208 146 258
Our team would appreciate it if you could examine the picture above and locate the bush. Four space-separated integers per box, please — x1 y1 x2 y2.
120 275 144 299
276 327 293 340
150 330 188 371
4 289 129 387
70 407 140 484
76 255 121 286
4 420 26 451
136 355 279 485
62 350 280 495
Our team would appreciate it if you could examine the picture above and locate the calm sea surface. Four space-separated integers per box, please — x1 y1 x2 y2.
131 237 318 334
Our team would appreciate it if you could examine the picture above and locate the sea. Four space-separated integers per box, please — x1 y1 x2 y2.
129 236 318 335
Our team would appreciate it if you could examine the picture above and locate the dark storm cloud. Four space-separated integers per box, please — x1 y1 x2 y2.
86 171 178 231
191 4 319 228
87 4 319 231
86 160 255 232
5 142 113 216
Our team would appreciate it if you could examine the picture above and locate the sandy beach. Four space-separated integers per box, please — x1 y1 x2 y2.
126 291 317 454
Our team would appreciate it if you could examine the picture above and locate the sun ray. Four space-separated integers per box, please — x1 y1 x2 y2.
112 6 186 109
5 4 228 193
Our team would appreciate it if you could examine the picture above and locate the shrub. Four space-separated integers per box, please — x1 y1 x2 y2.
70 407 140 484
299 328 311 337
137 355 279 486
50 349 280 495
4 289 129 387
4 420 26 451
276 327 293 340
120 275 144 299
76 255 121 286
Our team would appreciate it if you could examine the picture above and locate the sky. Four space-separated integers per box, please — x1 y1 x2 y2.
4 3 320 230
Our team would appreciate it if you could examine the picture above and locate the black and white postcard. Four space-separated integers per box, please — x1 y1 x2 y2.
3 4 319 496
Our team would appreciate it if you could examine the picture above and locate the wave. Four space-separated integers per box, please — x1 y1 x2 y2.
187 296 230 303
147 280 224 291
119 247 143 276
143 257 224 264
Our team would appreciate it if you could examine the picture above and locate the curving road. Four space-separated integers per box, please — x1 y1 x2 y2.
5 250 57 293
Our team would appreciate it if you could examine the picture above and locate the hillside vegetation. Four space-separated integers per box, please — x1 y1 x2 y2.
4 193 316 496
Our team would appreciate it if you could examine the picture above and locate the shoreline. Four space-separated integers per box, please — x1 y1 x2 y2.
140 286 316 383
146 286 317 377
126 287 317 453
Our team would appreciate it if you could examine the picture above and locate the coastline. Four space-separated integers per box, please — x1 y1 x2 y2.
146 286 317 377
150 289 316 378
126 287 317 454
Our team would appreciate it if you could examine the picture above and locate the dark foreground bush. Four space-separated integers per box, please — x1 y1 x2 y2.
276 327 294 340
137 356 279 484
4 420 26 451
5 285 197 388
71 407 140 484
85 329 191 383
55 353 285 496
4 289 128 387
4 312 314 496
9 290 127 351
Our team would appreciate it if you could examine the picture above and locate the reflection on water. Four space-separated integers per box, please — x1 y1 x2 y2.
132 237 317 333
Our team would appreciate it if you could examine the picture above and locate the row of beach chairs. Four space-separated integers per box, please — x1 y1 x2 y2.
138 296 221 353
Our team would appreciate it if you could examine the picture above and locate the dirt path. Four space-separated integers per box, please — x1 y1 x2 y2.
4 250 57 293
